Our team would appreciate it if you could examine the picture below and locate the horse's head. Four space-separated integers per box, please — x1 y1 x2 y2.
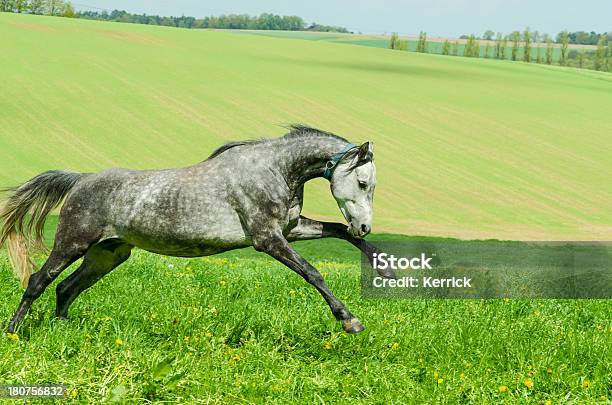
329 142 376 239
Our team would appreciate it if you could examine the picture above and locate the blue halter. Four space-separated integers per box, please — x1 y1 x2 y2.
323 144 357 181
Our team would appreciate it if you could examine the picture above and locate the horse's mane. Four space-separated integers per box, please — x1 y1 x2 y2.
205 124 348 160
206 140 259 160
282 124 348 143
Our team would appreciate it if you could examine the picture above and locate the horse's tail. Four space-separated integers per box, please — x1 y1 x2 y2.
0 171 87 288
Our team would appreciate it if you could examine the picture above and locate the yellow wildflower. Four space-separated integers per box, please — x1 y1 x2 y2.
437 378 443 385
115 338 124 346
323 341 332 350
499 385 508 393
391 342 400 350
460 372 465 380
6 333 19 341
582 379 591 389
524 378 534 389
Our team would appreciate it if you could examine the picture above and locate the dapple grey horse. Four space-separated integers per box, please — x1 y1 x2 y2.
1 125 391 335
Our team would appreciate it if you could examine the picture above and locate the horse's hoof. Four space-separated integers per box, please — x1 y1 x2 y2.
342 318 365 334
56 316 69 321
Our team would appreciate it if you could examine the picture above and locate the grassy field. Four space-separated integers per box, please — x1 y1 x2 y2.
1 13 612 240
0 220 609 403
0 13 611 403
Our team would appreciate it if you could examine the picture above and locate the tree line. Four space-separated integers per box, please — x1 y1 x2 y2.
0 0 351 33
76 10 352 32
467 29 612 46
560 31 612 45
0 0 75 16
389 28 610 73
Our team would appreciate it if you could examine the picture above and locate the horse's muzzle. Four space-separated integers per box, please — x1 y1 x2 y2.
348 223 371 239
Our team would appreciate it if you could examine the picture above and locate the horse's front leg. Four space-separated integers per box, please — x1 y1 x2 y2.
286 216 396 279
253 232 365 334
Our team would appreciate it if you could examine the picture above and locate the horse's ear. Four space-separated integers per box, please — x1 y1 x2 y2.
357 141 374 164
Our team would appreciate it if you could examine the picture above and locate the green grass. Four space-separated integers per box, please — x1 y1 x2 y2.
1 232 610 403
0 14 610 403
1 13 612 240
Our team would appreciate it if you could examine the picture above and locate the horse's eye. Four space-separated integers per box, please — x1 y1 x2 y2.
358 181 368 190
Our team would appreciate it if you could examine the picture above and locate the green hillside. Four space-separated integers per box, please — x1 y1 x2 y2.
1 13 612 240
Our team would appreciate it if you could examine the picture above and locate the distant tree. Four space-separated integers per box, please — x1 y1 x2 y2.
61 1 75 17
29 0 45 14
417 31 428 53
452 41 459 56
442 40 451 55
500 37 508 59
494 33 502 58
396 38 407 51
484 41 491 58
389 33 407 51
545 38 554 64
523 28 531 62
2 0 15 12
559 30 570 66
46 0 63 15
389 32 399 49
161 16 176 27
464 35 479 57
463 36 472 56
577 49 586 68
483 30 495 40
0 0 9 12
535 44 542 63
594 35 608 71
511 31 521 61
13 0 27 12
561 30 609 45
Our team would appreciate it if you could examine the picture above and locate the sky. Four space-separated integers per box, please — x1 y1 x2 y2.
73 1 612 37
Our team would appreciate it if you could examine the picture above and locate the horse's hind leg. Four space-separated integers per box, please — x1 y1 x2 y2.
7 245 88 333
55 240 132 319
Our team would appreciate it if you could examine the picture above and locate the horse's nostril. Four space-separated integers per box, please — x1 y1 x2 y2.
361 224 370 234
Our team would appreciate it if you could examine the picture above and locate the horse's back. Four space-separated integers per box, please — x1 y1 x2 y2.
58 166 249 256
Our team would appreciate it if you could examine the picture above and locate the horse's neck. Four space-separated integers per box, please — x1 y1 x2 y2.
276 136 349 191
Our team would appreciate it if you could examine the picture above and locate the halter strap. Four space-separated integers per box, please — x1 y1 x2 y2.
323 143 357 181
